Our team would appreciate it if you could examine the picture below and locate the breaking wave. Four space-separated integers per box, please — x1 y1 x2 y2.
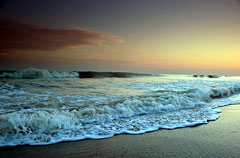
0 68 79 79
0 68 155 79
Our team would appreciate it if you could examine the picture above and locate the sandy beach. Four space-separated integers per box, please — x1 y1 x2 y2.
1 104 240 158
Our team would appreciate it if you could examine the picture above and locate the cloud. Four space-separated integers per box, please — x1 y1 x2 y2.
0 14 123 53
128 33 137 37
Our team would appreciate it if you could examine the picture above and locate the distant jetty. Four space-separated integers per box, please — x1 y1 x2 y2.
192 74 220 78
78 71 154 78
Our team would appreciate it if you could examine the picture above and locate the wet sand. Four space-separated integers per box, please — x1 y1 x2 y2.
1 105 240 158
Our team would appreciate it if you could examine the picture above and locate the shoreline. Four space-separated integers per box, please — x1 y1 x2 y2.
1 104 240 158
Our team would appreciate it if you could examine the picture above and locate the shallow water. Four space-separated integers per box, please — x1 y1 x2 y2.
1 69 240 146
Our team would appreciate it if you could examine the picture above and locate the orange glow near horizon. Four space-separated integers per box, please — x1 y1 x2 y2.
1 0 240 75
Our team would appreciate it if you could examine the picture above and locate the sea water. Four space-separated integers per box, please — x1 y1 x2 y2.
1 68 240 146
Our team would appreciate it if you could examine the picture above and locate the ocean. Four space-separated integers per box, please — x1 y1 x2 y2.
1 68 240 146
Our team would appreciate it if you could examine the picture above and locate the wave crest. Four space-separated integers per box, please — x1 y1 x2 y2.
0 68 79 79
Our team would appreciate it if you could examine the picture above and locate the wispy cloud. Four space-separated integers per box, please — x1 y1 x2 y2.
0 14 123 53
128 33 137 37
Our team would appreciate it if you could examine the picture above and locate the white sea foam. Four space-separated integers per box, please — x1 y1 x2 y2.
1 74 240 146
0 106 220 146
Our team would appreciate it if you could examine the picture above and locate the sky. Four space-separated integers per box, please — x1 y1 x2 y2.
0 0 240 75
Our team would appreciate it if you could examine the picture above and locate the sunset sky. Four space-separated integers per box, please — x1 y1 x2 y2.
1 0 240 75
